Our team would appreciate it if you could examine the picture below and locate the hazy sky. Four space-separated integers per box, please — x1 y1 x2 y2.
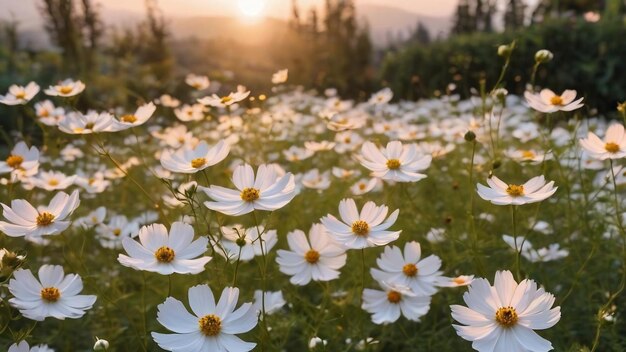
0 0 459 25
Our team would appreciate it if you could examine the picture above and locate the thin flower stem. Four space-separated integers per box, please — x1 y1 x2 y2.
141 272 148 351
232 246 243 287
467 140 485 276
511 205 522 281
591 160 626 351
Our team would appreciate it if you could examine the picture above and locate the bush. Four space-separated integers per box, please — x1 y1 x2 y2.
381 18 626 114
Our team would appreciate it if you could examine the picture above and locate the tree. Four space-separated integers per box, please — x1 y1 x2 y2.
504 0 526 30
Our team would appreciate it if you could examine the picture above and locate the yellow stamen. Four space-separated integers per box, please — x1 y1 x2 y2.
387 290 402 304
113 228 121 237
240 188 260 202
121 114 137 123
506 184 524 197
304 249 320 264
605 142 620 153
48 179 59 186
36 212 55 226
14 91 26 100
154 246 175 263
198 314 222 336
550 95 563 106
386 159 401 170
402 263 418 277
5 155 23 169
521 150 535 159
191 157 207 169
351 220 369 236
59 86 73 95
220 96 233 104
495 306 518 327
41 287 61 302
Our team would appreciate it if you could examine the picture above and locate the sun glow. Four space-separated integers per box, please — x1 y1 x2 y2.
237 0 266 18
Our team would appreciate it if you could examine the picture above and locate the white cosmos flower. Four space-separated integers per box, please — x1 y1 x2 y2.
321 198 401 249
357 141 431 182
0 141 40 178
8 341 54 352
252 290 286 315
58 111 114 134
186 74 210 90
174 104 207 122
96 215 140 249
44 79 85 97
451 270 561 352
110 102 157 131
304 140 336 152
350 178 379 195
152 285 257 352
368 87 393 105
198 89 250 108
160 140 230 174
301 169 331 190
370 241 444 296
118 222 211 275
0 190 80 239
35 100 65 126
200 163 296 216
215 225 277 262
362 282 431 324
477 175 557 206
0 82 40 105
435 275 475 287
27 170 76 191
524 89 583 113
8 265 96 321
579 123 626 160
271 69 288 84
276 223 347 285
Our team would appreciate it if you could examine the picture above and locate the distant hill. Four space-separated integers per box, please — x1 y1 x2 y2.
359 4 451 46
3 2 451 49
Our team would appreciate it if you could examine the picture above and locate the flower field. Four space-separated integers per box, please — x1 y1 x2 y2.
1 50 626 352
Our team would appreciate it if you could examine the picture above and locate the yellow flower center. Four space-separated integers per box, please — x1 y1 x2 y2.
351 220 370 236
59 86 73 95
154 246 175 263
14 91 26 100
48 179 59 186
113 228 121 236
506 184 524 197
198 314 222 336
550 95 563 106
358 183 366 190
191 157 207 169
6 155 24 169
304 249 320 264
495 306 518 327
453 277 467 285
240 187 260 202
386 159 401 170
387 290 402 304
36 212 55 226
521 150 536 159
41 287 61 302
73 127 85 133
221 96 233 104
402 263 418 277
121 114 137 123
40 109 50 117
605 142 620 153
88 178 96 185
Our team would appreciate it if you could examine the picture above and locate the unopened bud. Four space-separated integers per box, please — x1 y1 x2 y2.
235 237 247 247
492 160 502 170
93 337 109 351
535 49 554 64
464 131 476 142
498 44 512 58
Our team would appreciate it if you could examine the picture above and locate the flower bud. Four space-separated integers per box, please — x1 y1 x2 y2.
492 160 502 170
618 101 626 114
535 49 554 63
464 131 476 142
497 44 512 58
93 338 109 351
235 237 247 247
0 249 25 278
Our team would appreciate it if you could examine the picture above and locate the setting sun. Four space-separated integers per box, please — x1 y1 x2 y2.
237 0 266 18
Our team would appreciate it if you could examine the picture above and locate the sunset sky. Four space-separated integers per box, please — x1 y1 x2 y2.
0 0 459 22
